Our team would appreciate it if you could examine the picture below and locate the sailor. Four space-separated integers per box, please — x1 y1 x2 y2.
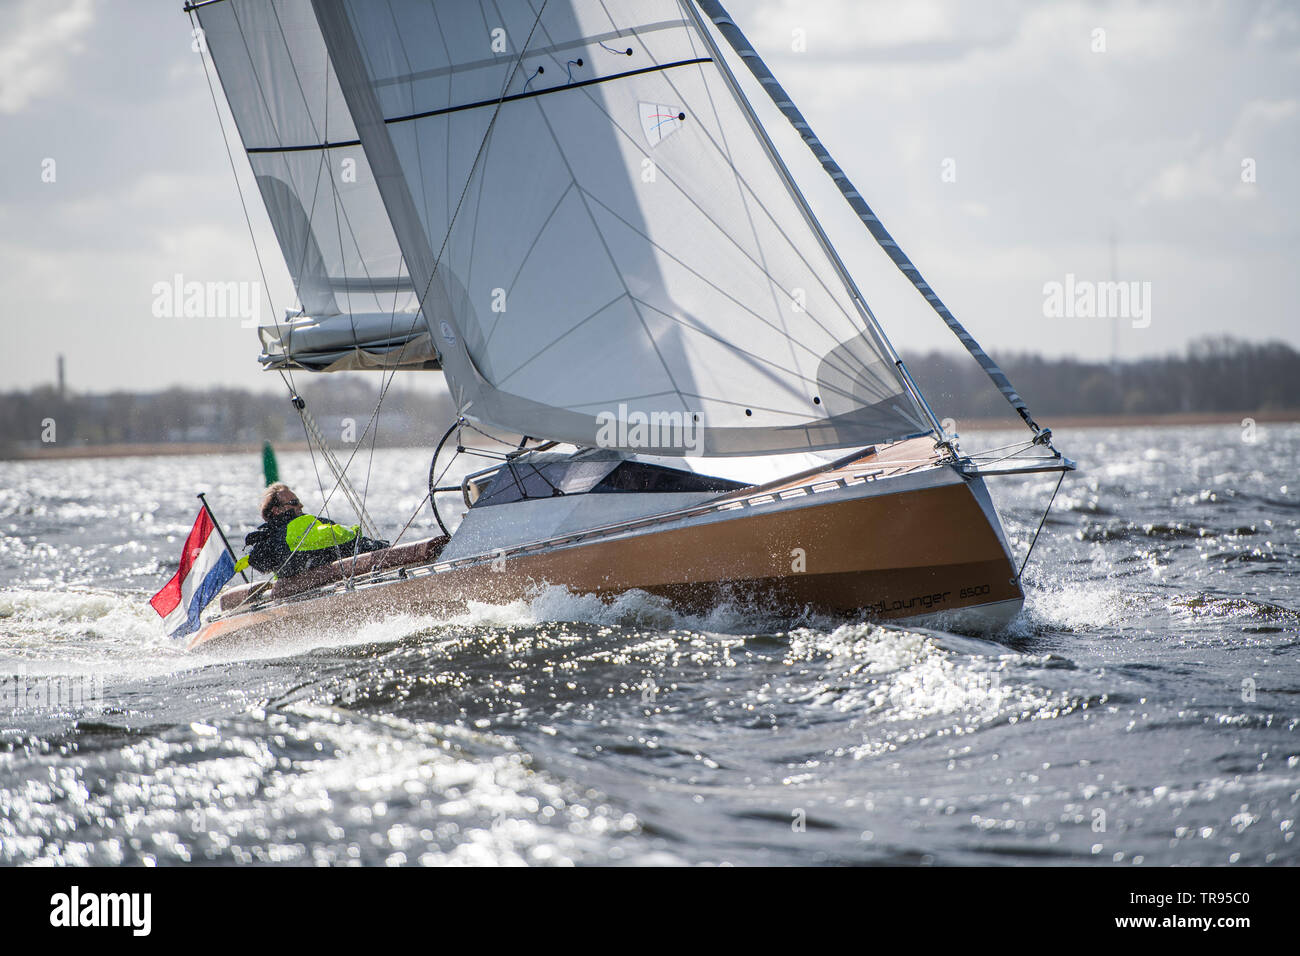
243 482 389 577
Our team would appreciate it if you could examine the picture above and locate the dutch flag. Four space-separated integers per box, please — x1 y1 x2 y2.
150 509 236 639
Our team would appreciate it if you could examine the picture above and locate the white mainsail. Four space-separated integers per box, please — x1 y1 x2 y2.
194 0 436 372
313 0 931 456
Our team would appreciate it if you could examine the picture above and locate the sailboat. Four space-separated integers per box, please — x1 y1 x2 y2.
181 0 1073 652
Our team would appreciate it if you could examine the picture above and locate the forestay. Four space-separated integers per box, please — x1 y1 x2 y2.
195 0 436 372
313 0 931 455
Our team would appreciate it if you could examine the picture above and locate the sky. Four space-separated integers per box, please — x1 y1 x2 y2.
0 0 1296 395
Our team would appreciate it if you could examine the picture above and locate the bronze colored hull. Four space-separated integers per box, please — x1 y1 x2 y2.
188 470 1022 653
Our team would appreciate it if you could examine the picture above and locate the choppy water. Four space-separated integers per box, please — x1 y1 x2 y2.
1 425 1296 865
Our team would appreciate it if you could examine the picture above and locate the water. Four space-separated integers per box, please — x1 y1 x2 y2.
1 425 1296 865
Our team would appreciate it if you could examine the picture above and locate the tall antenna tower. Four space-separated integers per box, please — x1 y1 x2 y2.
1109 227 1119 372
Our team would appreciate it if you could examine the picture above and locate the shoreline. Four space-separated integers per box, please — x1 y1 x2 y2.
951 409 1299 431
1 411 1296 461
0 441 319 462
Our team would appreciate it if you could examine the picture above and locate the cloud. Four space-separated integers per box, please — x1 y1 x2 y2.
746 0 1022 62
1248 0 1300 51
0 0 95 114
715 0 1300 362
1139 99 1297 203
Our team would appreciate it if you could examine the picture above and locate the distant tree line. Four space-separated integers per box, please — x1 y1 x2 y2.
0 377 457 455
2 337 1297 455
906 336 1300 420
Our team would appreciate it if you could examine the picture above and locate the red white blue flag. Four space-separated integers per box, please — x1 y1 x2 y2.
150 509 235 638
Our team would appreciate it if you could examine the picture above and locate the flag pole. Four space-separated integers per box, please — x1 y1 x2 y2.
197 492 249 583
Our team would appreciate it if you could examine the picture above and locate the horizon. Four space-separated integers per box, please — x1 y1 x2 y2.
8 332 1299 401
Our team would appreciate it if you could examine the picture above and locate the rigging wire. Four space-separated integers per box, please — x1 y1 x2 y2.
191 2 359 541
198 3 434 555
271 0 402 552
693 0 1056 449
310 23 392 579
265 0 560 554
187 6 295 406
1017 470 1066 582
192 2 424 590
191 3 385 577
321 0 557 549
279 0 557 561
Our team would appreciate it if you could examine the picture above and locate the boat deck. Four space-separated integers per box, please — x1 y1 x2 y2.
719 437 942 503
207 437 949 624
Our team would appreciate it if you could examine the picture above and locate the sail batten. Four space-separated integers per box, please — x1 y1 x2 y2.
246 139 362 153
370 20 691 89
380 57 714 125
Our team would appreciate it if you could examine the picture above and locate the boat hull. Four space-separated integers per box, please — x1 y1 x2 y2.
188 463 1022 652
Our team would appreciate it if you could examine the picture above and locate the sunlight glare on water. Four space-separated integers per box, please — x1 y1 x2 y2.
1 427 1298 864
